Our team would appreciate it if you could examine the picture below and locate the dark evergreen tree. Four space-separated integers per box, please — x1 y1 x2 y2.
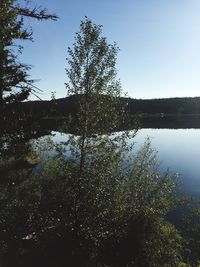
0 0 57 174
0 0 57 104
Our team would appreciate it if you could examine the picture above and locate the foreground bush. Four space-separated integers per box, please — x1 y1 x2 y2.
0 138 186 266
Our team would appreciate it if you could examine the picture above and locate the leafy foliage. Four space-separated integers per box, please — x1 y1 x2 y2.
65 18 131 176
15 138 182 266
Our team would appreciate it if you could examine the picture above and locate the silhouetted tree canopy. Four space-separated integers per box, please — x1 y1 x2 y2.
0 0 57 105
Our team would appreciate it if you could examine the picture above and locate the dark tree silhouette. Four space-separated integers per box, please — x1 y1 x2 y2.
0 0 57 104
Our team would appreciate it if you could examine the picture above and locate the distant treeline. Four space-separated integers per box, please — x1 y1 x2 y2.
128 97 200 115
7 96 200 118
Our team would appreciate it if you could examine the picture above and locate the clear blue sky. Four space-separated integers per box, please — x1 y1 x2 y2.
20 0 200 100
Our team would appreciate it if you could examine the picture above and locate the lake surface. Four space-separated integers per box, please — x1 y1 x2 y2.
134 128 200 196
51 128 200 196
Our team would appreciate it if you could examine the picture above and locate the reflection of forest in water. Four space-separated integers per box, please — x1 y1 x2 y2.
1 115 200 149
39 115 200 134
1 114 200 172
140 114 200 129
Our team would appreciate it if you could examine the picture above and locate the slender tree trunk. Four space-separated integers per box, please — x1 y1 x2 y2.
79 93 88 174
79 52 90 174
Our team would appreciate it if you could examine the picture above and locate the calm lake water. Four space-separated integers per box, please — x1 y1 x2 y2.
51 128 200 197
134 128 200 196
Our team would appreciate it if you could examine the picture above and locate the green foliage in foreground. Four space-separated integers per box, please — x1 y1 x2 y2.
0 138 187 267
1 138 200 266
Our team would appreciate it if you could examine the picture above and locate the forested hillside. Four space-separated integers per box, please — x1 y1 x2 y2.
15 96 200 118
128 97 200 115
